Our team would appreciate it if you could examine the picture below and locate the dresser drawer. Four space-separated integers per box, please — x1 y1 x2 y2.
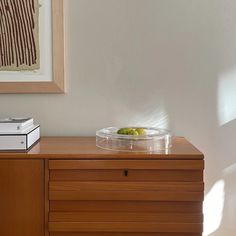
49 160 203 183
49 222 202 233
50 169 203 182
49 212 203 233
49 212 203 223
49 160 204 170
49 160 204 202
50 201 202 213
48 160 204 234
49 181 203 201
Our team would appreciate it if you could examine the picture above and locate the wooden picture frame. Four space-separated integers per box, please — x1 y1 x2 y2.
0 0 64 94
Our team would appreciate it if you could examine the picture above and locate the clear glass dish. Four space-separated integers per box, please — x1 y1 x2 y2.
96 127 172 152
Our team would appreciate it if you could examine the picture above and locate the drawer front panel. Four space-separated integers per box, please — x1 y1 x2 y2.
48 160 204 234
49 222 202 233
49 160 204 170
50 201 202 213
50 169 203 182
50 181 204 192
49 190 203 201
49 180 204 201
49 212 203 223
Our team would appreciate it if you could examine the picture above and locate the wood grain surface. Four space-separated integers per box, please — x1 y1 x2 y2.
50 169 203 182
48 222 203 233
49 160 204 170
0 136 204 236
0 136 204 159
50 201 202 213
49 212 203 223
0 159 44 236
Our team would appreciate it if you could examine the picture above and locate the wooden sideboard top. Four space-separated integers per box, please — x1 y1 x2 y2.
0 136 203 160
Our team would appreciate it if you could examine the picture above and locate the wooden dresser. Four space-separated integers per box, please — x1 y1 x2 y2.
0 137 204 236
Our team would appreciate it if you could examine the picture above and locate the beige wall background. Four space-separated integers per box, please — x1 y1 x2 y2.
0 0 236 235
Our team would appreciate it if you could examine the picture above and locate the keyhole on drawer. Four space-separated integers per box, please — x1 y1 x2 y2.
124 169 129 177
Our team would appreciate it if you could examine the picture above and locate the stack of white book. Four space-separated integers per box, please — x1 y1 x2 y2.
0 118 40 151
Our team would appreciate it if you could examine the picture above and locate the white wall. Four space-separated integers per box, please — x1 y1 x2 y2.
0 0 236 235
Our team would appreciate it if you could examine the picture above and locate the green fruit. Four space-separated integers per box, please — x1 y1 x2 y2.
128 129 139 135
117 128 130 135
126 128 133 133
117 128 127 135
117 127 145 136
135 128 146 135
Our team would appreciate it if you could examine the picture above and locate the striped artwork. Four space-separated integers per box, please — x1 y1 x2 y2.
0 0 39 71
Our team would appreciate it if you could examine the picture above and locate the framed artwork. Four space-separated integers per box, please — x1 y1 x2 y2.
0 0 64 93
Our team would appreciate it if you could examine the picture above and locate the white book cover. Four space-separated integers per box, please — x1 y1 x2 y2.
0 125 40 151
0 118 34 133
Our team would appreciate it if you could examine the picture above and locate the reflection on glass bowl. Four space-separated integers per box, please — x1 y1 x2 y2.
96 127 172 152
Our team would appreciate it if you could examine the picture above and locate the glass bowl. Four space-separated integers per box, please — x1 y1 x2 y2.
96 127 172 152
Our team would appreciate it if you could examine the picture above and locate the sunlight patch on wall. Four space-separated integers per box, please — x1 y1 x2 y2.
203 180 225 236
222 162 236 176
218 69 236 126
222 163 236 231
129 108 170 129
